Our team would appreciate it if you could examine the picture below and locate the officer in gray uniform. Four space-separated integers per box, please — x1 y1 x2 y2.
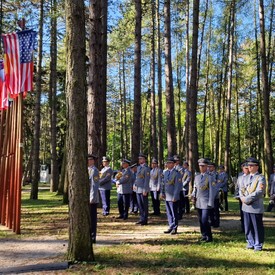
191 158 215 242
173 155 185 220
182 161 191 214
239 157 266 251
217 165 229 211
88 154 99 243
98 156 113 216
149 158 162 215
266 166 275 212
134 153 150 225
162 157 181 234
116 159 133 220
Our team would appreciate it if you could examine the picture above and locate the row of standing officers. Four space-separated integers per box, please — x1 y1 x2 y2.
88 154 266 251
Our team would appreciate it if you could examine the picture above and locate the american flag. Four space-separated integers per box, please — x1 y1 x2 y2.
2 29 37 98
0 60 8 110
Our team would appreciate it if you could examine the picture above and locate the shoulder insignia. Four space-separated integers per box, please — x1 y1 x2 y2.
147 172 150 176
94 176 99 181
259 183 264 190
212 182 216 186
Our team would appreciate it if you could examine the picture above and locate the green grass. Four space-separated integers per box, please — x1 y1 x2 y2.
1 185 274 274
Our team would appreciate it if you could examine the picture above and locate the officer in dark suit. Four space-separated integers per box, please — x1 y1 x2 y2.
239 157 266 251
162 157 181 234
173 155 185 220
217 165 229 211
191 158 215 242
182 161 191 214
266 166 275 212
208 162 220 227
130 163 139 213
88 154 99 243
116 159 133 220
98 156 113 216
134 153 150 225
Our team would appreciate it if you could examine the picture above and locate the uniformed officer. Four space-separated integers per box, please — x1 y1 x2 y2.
173 155 185 220
182 161 191 214
239 157 266 251
130 163 139 214
116 159 133 220
191 158 215 242
98 156 113 216
149 158 162 215
235 161 249 232
217 165 229 211
134 153 150 225
88 154 99 243
266 166 275 212
162 157 181 234
208 162 220 227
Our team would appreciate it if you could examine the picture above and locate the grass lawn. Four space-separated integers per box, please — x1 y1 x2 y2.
1 185 274 274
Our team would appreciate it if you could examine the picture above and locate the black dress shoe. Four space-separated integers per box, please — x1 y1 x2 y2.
205 239 213 242
170 229 177 235
136 221 142 224
164 228 173 234
116 216 123 219
140 222 148 226
200 237 207 241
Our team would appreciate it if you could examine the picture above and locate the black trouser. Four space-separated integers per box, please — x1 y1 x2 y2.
150 190 160 215
89 203 97 242
118 193 130 219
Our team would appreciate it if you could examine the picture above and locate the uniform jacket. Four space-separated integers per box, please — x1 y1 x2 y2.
88 165 99 204
98 166 113 190
217 171 229 192
161 168 181 201
117 167 133 194
208 171 220 199
134 164 150 194
192 173 215 209
149 167 162 192
235 172 248 198
239 172 266 214
175 164 184 181
182 169 192 192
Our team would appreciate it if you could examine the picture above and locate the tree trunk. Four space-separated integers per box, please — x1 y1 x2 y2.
164 0 176 156
31 0 44 200
150 0 157 159
259 0 273 176
66 0 94 261
131 0 142 161
88 0 103 164
157 0 164 167
224 0 235 176
188 0 200 173
49 0 59 192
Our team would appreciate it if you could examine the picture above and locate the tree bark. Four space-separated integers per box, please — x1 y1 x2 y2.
164 0 176 156
188 0 200 173
49 0 59 192
131 0 142 161
259 0 273 176
31 0 44 200
66 0 94 261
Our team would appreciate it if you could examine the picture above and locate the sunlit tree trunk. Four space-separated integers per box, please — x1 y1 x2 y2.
31 0 43 200
66 0 94 262
131 0 142 161
164 0 176 156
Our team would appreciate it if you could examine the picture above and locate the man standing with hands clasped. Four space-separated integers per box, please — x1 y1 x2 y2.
239 157 266 251
191 158 215 242
134 153 150 225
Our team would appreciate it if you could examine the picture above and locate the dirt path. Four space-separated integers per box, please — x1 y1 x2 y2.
0 211 274 274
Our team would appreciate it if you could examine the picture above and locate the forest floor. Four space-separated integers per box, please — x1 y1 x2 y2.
0 189 274 274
